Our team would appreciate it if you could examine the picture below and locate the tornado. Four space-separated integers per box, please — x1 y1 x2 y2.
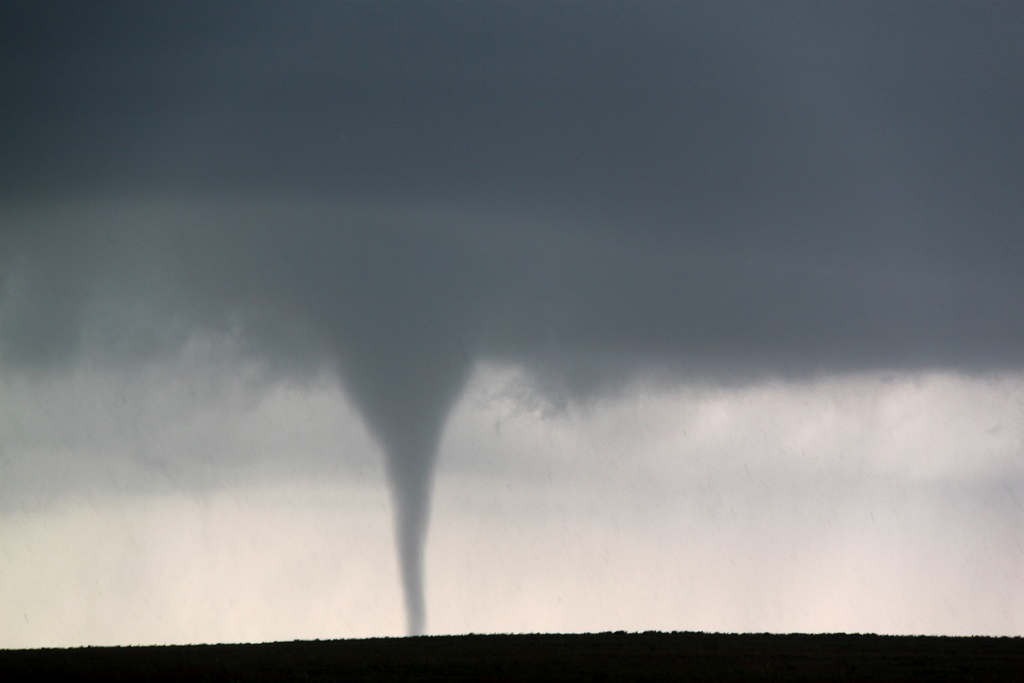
329 276 473 636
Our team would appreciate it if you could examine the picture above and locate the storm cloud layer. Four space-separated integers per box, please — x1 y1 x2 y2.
3 1 1021 376
2 2 1023 636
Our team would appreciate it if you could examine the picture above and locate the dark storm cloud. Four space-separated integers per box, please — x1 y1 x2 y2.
2 1 1023 634
2 1 1021 380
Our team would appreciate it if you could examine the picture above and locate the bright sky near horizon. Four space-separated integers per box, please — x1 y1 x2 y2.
4 357 1021 646
1 2 1022 647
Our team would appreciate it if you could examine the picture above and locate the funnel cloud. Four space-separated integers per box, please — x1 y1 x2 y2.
2 2 1023 637
326 241 474 635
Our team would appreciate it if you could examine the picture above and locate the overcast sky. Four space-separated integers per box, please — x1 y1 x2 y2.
2 1 1022 646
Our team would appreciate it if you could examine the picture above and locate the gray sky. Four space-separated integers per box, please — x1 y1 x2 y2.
2 1 1022 645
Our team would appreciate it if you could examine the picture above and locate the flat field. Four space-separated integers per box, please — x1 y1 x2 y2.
3 631 1021 681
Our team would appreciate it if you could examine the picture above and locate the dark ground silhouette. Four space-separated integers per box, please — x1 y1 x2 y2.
3 631 1022 681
